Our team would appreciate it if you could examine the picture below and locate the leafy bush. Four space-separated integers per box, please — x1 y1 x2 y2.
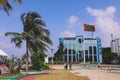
40 63 49 70
11 69 20 74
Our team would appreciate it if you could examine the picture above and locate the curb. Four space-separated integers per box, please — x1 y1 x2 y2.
0 74 28 80
0 72 49 80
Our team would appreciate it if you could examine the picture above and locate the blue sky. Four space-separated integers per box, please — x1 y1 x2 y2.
0 0 120 57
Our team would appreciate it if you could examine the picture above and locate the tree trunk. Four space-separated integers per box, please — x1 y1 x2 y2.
26 40 29 72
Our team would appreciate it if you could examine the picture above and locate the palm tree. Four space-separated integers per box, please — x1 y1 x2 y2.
0 0 22 15
5 12 52 72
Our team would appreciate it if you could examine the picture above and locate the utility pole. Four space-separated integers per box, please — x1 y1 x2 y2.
51 48 54 71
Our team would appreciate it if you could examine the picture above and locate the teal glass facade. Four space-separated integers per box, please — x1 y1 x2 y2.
59 36 102 64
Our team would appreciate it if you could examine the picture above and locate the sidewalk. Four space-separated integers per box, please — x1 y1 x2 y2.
52 64 120 80
70 69 120 80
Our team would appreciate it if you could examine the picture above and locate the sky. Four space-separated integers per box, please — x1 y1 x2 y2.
0 0 120 58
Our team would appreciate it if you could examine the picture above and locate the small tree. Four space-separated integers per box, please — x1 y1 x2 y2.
102 47 118 64
31 52 41 70
54 43 64 64
117 55 120 64
103 52 118 64
31 49 49 70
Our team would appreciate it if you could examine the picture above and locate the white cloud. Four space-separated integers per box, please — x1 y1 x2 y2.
0 42 12 49
58 16 79 39
0 32 5 37
87 6 120 47
68 15 79 27
59 30 76 38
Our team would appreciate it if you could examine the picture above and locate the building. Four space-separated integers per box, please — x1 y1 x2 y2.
0 49 8 64
45 56 48 64
59 36 102 64
111 38 120 55
0 49 9 74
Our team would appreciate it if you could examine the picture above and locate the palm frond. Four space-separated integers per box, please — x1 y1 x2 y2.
29 12 41 19
36 38 51 50
13 0 22 4
34 18 46 27
10 36 23 47
5 32 23 48
5 32 21 36
0 0 21 15
0 0 12 15
42 36 53 45
5 1 12 10
21 13 26 21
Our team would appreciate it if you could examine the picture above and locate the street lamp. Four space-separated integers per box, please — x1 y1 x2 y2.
51 48 54 69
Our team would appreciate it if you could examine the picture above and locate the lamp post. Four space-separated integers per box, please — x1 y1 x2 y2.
51 48 54 70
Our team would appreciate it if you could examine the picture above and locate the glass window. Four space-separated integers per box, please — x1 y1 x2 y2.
69 56 71 62
89 46 92 54
64 48 67 54
94 56 97 62
73 56 75 62
90 56 92 62
73 49 75 54
93 46 97 54
69 49 71 54
85 56 88 62
85 50 88 55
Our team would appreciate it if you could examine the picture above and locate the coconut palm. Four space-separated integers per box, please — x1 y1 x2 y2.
5 12 52 72
0 0 21 15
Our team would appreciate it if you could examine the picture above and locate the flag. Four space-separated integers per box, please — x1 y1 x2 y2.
84 24 95 32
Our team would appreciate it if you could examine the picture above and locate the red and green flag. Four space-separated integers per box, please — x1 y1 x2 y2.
84 24 95 32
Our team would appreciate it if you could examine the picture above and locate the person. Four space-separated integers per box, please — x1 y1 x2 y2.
66 63 68 70
64 63 66 70
0 69 1 75
69 62 72 70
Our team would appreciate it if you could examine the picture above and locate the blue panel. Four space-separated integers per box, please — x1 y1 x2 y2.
97 38 100 63
84 38 96 40
76 35 83 38
64 37 75 40
59 38 64 43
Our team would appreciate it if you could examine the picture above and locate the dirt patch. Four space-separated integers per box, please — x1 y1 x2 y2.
74 72 80 74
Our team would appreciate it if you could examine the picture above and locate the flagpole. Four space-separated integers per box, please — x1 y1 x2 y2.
92 31 93 38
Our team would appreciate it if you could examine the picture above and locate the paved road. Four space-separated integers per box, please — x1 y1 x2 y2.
52 64 120 80
70 69 120 80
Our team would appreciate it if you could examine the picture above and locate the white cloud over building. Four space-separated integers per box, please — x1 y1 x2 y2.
59 30 76 38
87 6 120 47
68 15 79 27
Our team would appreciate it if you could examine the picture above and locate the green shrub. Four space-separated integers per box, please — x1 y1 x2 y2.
41 63 49 70
11 69 20 74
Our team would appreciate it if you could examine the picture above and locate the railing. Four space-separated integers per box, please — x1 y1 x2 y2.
72 64 120 71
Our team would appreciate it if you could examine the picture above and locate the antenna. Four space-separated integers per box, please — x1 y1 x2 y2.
111 33 113 41
111 33 113 53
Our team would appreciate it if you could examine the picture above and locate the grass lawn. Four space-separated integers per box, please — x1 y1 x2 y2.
0 73 21 80
34 69 89 80
1 73 21 76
